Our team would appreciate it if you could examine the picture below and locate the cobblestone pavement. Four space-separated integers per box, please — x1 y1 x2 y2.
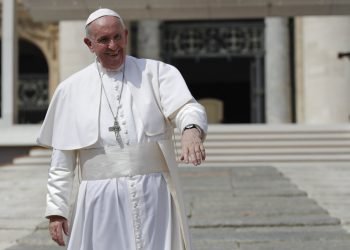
1 165 350 250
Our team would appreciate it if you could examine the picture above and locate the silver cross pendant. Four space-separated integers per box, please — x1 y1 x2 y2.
109 120 121 136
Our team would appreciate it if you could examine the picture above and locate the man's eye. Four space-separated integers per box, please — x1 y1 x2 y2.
98 38 109 44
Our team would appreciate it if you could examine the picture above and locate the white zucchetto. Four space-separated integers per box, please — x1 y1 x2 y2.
86 8 122 27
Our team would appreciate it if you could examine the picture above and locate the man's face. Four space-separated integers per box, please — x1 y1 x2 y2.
84 16 128 70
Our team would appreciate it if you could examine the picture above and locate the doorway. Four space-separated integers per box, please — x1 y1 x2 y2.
172 57 252 123
161 20 265 124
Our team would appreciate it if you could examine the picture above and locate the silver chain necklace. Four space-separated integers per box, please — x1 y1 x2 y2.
96 58 125 143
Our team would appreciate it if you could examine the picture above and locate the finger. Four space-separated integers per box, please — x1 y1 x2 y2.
49 223 58 243
192 151 200 166
195 143 204 165
55 223 65 246
194 144 202 165
188 148 199 166
188 153 195 166
181 147 189 164
63 220 69 236
200 144 206 160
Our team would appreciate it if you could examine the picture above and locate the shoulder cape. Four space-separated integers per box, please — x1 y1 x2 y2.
37 56 193 150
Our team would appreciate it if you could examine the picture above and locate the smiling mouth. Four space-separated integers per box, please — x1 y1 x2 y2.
108 53 119 57
108 49 122 57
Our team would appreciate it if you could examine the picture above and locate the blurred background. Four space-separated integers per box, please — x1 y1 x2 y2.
1 2 350 249
0 0 350 165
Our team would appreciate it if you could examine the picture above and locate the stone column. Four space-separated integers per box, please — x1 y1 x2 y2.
0 0 18 126
265 17 292 123
300 16 350 124
137 20 161 60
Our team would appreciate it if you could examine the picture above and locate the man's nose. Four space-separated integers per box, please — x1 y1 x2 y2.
108 39 118 49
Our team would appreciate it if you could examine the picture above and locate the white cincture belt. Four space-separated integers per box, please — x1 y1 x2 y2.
79 142 168 181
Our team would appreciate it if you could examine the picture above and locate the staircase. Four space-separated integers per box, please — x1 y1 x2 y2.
13 124 350 167
176 124 350 167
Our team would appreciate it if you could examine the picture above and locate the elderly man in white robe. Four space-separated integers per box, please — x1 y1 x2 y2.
37 8 207 250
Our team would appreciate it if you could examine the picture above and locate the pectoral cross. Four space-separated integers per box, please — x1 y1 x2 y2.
109 120 121 138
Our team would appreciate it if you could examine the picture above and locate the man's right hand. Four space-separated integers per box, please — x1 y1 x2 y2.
48 215 69 246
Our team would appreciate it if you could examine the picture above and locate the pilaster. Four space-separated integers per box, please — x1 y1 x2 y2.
0 0 18 126
265 17 292 123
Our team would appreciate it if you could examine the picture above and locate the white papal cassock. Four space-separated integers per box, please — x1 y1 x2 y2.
38 56 207 250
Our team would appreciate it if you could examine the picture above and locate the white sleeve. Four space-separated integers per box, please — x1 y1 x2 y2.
45 149 77 219
170 98 208 139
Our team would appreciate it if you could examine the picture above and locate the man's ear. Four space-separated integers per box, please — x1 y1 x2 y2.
84 37 94 52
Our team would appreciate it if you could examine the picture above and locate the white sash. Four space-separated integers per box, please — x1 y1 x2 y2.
79 142 168 180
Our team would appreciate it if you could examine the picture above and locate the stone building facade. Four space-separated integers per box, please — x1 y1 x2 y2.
1 1 350 125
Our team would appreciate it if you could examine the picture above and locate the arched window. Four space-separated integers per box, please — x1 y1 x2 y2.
0 39 49 123
18 39 49 123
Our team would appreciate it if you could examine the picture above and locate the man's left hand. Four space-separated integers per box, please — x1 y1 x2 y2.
180 128 206 166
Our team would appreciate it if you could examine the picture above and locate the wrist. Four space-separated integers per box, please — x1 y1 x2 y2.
183 124 202 138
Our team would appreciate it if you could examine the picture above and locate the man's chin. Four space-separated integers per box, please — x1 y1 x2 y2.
101 59 124 70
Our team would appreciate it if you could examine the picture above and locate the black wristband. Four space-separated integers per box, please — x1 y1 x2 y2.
184 124 197 130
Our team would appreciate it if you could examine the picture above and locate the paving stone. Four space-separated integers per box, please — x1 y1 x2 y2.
191 196 323 213
238 239 350 250
278 165 350 234
3 164 350 249
190 214 340 227
4 229 65 250
179 168 233 191
16 229 57 246
0 219 45 230
0 230 31 250
183 188 305 199
191 226 350 242
6 245 62 250
193 240 239 250
230 166 283 177
232 180 298 189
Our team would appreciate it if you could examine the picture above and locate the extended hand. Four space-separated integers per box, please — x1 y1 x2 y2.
180 128 206 166
48 215 69 246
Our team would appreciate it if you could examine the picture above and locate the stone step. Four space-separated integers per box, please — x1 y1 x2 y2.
175 133 350 140
13 157 50 165
15 153 350 166
200 140 350 147
29 148 51 157
203 154 350 162
182 147 350 154
32 141 350 153
24 124 350 167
